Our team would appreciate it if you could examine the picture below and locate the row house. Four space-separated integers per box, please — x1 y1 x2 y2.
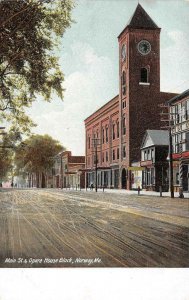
168 89 189 192
140 130 169 192
85 4 176 190
53 151 85 189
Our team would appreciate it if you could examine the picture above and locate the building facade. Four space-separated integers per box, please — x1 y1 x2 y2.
85 4 177 189
141 130 169 192
168 90 189 192
53 151 85 189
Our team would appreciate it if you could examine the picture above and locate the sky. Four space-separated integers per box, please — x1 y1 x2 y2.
27 0 189 155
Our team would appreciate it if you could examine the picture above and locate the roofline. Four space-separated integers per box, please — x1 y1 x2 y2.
167 89 189 105
118 26 161 39
118 3 161 39
84 94 119 123
141 129 169 148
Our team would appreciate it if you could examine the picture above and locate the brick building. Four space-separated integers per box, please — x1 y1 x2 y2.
84 4 177 190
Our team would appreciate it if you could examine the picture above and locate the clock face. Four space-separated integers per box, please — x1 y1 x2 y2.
138 40 151 55
121 44 126 61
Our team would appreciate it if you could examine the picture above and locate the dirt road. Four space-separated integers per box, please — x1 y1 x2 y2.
0 189 188 267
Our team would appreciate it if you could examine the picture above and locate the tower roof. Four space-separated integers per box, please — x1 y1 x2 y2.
118 4 160 38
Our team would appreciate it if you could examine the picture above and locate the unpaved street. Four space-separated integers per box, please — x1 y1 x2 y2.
0 189 188 267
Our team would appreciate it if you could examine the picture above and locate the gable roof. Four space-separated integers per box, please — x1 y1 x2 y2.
167 89 189 105
141 130 169 149
118 4 160 38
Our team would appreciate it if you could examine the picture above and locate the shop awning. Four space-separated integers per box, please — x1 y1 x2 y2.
128 167 145 171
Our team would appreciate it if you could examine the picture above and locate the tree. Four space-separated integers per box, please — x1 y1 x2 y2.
14 134 64 187
0 132 13 182
0 0 74 133
0 129 22 183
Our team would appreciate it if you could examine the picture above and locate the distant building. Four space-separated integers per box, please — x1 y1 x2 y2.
168 89 189 192
85 4 177 190
141 130 169 192
52 151 85 189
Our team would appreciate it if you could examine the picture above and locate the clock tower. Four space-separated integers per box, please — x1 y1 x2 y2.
118 4 162 189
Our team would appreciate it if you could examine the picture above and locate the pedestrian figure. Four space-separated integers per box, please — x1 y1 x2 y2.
179 187 184 198
90 183 94 191
137 186 141 195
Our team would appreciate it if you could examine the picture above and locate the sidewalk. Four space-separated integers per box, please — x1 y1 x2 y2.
82 187 189 199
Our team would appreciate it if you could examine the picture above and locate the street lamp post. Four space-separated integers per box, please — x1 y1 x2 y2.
92 138 101 192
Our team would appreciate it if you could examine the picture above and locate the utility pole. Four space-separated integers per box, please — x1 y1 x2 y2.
92 138 101 192
179 140 184 198
159 103 174 198
169 127 174 198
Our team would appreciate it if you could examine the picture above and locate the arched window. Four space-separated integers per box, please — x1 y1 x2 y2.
141 68 148 83
122 71 126 95
112 123 115 140
122 115 126 135
123 145 126 158
102 128 105 144
116 120 119 138
88 136 90 149
105 126 109 143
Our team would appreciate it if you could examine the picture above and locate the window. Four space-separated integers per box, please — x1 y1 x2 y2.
87 157 90 166
174 104 181 124
106 151 108 162
176 173 179 185
122 100 126 109
102 152 105 163
147 149 150 160
144 150 147 160
94 154 98 164
151 148 154 161
102 128 105 144
142 151 144 161
112 149 115 161
117 121 119 138
112 124 115 140
117 148 119 160
170 105 175 125
122 71 126 96
186 100 189 120
105 126 108 143
122 116 126 135
147 169 151 185
140 68 148 83
186 132 189 151
173 133 183 153
123 145 126 158
88 136 90 149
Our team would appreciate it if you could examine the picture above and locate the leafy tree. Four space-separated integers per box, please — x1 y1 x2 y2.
0 0 74 133
0 130 17 182
14 134 64 187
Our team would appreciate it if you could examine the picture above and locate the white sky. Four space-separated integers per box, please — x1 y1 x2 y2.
27 0 189 155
